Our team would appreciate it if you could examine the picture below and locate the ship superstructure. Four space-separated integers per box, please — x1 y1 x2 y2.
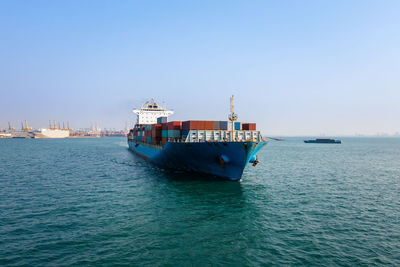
127 97 266 180
133 99 174 124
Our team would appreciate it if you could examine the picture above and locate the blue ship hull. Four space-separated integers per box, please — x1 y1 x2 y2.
128 140 266 180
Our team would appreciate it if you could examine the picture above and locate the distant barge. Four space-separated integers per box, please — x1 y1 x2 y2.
304 139 341 144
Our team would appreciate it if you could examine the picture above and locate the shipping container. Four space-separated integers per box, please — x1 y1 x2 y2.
242 123 256 131
167 121 181 130
161 123 168 130
157 117 168 124
161 130 168 138
212 121 220 130
151 124 162 137
152 130 161 138
151 137 161 145
148 137 151 143
168 129 181 138
182 121 198 130
204 121 213 130
182 120 211 130
220 121 228 130
234 122 241 130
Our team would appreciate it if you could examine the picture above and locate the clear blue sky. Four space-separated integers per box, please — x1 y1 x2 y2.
1 0 399 135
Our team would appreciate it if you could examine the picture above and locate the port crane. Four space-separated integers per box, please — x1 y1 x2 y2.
21 120 32 132
8 122 15 133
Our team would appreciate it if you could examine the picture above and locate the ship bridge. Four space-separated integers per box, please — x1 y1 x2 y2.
133 99 173 124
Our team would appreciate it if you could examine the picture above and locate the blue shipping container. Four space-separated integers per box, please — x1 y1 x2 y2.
157 117 168 124
234 122 241 130
168 129 180 138
220 121 228 130
148 137 151 143
161 130 168 138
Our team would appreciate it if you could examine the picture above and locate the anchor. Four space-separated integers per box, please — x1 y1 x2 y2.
249 155 259 167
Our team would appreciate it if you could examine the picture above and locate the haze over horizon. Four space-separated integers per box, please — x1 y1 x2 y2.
1 1 399 136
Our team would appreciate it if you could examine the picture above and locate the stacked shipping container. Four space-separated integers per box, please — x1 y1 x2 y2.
157 117 168 123
181 121 228 130
130 120 256 145
242 123 256 131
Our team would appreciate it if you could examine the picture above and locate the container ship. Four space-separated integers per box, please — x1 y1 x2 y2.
127 97 266 180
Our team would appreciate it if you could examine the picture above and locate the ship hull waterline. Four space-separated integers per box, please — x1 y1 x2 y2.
128 140 266 181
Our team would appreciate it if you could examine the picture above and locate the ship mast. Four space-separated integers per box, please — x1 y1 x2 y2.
228 95 238 141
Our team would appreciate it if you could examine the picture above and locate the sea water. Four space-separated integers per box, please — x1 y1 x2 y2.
1 137 399 265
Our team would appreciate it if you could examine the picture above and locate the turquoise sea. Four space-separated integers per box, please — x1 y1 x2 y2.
1 137 399 266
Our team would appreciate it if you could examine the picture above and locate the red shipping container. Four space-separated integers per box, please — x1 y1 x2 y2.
194 121 201 130
151 137 159 145
204 121 213 130
167 121 181 130
152 124 161 136
242 123 256 130
182 121 195 130
161 123 168 130
183 120 217 130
